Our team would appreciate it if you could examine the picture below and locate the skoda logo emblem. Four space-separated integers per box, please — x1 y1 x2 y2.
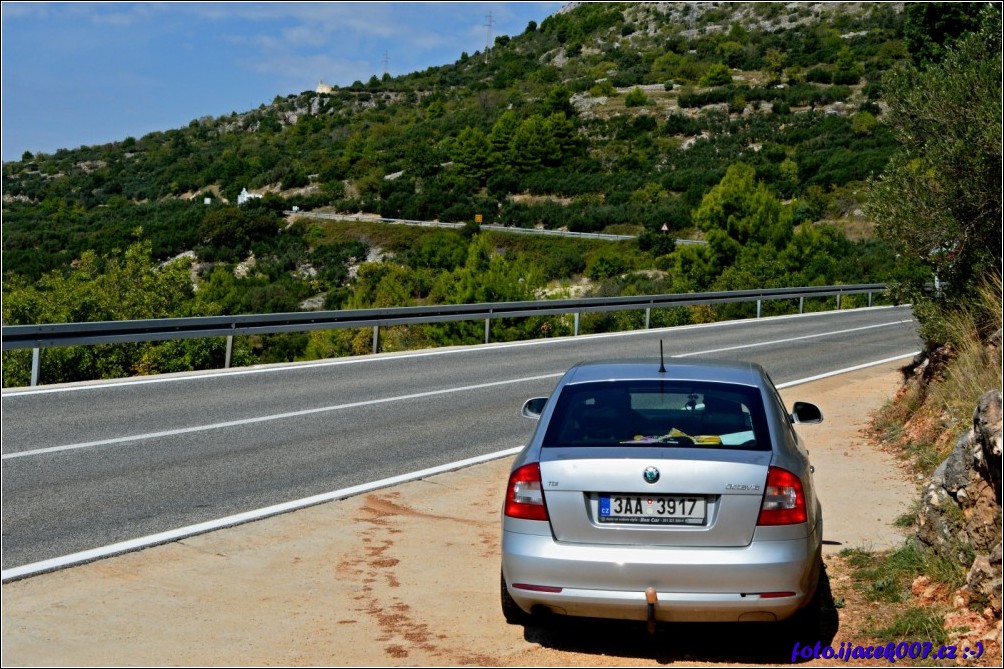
643 466 660 484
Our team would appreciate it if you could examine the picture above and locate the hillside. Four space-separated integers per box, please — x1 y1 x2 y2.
3 3 903 267
4 1 996 386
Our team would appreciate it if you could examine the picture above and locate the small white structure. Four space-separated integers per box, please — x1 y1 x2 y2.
237 187 263 206
316 80 334 94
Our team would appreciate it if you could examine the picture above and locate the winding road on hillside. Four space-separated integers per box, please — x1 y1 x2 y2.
295 211 712 243
1 306 921 574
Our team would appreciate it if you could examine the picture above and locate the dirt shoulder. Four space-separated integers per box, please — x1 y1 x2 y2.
2 360 925 666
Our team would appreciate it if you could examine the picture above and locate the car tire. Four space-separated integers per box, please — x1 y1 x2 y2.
501 570 532 625
784 552 826 642
788 588 822 634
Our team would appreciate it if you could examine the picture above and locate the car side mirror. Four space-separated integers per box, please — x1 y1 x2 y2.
522 397 548 420
791 401 823 424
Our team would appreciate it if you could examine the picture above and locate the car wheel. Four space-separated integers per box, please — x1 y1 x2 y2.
788 588 822 635
784 552 826 642
501 570 532 625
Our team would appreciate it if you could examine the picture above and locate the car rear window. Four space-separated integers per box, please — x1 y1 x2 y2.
542 380 770 451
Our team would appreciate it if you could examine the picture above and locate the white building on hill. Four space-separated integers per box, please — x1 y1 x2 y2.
237 187 263 206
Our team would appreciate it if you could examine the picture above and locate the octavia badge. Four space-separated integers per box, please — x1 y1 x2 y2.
643 466 660 484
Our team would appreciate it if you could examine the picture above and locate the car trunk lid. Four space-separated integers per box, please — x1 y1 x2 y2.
539 447 771 548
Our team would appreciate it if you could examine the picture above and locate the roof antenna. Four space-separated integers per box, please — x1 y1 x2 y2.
659 340 666 373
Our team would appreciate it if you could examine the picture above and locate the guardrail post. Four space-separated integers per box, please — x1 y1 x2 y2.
799 296 804 314
30 347 40 387
373 326 379 354
836 292 842 311
868 291 873 307
645 308 651 329
484 316 491 344
225 335 233 369
756 300 762 319
574 312 580 336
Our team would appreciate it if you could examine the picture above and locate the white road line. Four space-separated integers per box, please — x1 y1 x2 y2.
671 320 914 358
1 374 564 460
0 353 919 582
0 446 525 583
774 352 919 389
2 319 915 461
1 306 911 397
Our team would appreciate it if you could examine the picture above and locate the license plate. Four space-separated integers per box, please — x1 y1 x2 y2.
599 494 706 525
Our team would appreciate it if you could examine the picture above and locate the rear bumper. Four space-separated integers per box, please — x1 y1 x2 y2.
501 529 820 623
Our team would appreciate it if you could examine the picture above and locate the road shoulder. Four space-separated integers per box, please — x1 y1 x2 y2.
1 360 917 666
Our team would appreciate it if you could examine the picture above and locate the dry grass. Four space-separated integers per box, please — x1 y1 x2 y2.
861 273 1003 665
874 272 1002 475
929 273 1004 430
814 216 877 241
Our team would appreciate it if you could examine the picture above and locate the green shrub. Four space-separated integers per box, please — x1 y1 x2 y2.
585 252 629 280
589 80 616 97
805 66 832 84
624 87 652 107
851 111 878 136
699 62 733 87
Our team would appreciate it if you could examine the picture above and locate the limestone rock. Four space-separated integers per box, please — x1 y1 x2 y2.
915 388 1003 624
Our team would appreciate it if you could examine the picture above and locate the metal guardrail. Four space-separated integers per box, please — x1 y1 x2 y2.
2 284 886 386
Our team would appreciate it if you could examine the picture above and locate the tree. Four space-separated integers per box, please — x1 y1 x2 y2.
488 110 521 168
427 234 544 343
832 47 862 84
850 111 877 136
903 2 988 69
700 63 733 87
437 233 540 303
763 48 787 83
865 6 1001 335
543 85 574 117
402 231 469 271
665 244 717 292
451 127 492 183
691 163 793 272
196 206 280 262
778 158 799 194
509 115 552 171
542 113 579 163
586 252 629 280
2 240 201 385
347 262 424 309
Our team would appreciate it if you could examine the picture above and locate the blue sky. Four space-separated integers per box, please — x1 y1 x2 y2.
1 1 565 162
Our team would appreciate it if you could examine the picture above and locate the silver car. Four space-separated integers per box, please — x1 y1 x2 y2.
501 358 824 629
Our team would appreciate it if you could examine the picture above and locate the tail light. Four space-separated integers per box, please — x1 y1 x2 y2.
504 463 549 521
757 466 807 525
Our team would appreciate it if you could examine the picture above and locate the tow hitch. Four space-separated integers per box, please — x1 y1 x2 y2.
645 587 657 634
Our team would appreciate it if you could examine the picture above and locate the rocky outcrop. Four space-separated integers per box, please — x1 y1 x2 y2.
916 388 1002 646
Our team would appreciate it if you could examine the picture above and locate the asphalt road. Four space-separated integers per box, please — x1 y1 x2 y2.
1 306 921 571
